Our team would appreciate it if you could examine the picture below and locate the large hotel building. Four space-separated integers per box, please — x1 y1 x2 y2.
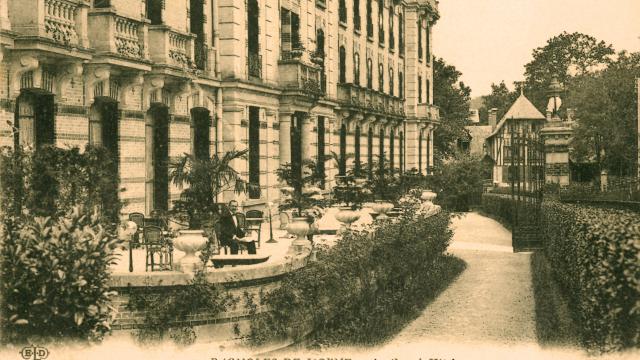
0 0 440 214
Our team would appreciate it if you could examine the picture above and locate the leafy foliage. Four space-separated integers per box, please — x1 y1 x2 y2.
478 81 519 124
433 57 472 163
429 155 491 211
127 271 233 345
0 206 122 343
363 155 402 203
276 160 326 216
243 209 464 346
169 150 251 229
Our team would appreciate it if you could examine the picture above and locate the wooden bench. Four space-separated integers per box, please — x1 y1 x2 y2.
210 254 270 268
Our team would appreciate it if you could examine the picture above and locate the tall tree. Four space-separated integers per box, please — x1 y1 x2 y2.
478 81 519 124
565 51 640 176
523 32 615 111
433 57 472 163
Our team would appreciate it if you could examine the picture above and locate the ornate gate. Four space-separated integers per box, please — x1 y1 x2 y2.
509 125 545 252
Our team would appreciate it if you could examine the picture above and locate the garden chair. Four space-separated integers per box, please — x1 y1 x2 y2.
143 225 172 271
128 212 145 246
244 209 263 249
234 212 248 254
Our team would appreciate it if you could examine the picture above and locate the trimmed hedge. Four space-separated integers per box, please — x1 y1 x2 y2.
481 194 640 352
245 210 465 346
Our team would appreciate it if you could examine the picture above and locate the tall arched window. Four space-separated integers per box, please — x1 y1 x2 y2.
353 0 361 30
398 71 404 98
15 89 55 149
339 0 347 23
426 78 430 104
191 107 211 161
378 127 385 172
339 123 347 176
317 116 326 188
339 46 346 84
367 127 374 179
418 131 423 174
354 52 360 86
315 28 325 58
291 112 303 192
389 67 394 96
366 58 373 89
389 130 395 174
426 130 431 175
90 96 120 167
418 75 422 103
248 106 260 199
389 6 395 50
398 12 404 54
418 20 423 60
399 131 404 174
378 63 384 91
377 0 384 44
354 125 361 177
247 0 261 78
146 103 170 212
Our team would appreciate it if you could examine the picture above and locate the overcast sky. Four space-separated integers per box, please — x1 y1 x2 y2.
434 0 640 97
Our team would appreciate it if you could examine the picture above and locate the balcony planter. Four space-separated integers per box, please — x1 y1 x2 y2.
371 200 394 220
335 206 361 234
287 217 311 254
173 229 207 272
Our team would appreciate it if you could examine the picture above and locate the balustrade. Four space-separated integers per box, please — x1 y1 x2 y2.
44 0 80 45
338 83 405 117
278 58 323 95
88 9 145 60
148 25 196 70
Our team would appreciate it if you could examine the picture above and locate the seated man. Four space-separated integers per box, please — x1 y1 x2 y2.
219 200 257 254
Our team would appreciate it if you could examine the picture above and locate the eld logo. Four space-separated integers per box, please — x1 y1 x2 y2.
20 346 49 360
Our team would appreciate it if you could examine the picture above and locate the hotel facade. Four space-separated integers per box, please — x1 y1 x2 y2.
0 0 440 214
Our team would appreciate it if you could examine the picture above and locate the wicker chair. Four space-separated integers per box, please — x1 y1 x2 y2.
128 212 145 246
143 225 172 271
244 209 263 249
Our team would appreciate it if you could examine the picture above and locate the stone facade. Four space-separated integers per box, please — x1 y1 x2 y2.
0 0 439 215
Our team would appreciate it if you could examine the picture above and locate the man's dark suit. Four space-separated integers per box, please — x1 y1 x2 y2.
218 212 256 254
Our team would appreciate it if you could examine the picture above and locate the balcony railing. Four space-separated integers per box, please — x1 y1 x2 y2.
337 83 405 117
148 25 196 69
278 58 324 96
44 0 80 45
247 52 262 78
416 103 440 121
89 9 146 60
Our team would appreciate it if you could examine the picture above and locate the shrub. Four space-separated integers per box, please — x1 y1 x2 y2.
244 210 465 346
429 155 490 211
0 206 122 343
541 201 639 353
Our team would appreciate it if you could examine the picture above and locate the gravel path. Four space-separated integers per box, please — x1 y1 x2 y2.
389 212 537 347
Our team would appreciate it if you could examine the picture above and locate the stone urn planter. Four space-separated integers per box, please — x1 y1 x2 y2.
421 189 437 202
335 207 361 234
173 229 208 272
287 217 311 254
370 200 394 220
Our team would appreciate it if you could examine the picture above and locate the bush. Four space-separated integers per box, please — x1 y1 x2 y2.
244 210 465 346
482 193 640 353
541 201 639 353
0 206 122 343
429 155 490 211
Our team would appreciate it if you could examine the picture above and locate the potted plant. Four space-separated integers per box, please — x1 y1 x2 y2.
332 175 367 233
366 154 401 219
276 159 326 253
169 149 251 271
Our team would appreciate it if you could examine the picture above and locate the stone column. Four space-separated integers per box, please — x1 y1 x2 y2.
265 109 279 202
540 125 572 187
404 119 420 172
0 0 10 31
279 112 292 166
301 113 314 162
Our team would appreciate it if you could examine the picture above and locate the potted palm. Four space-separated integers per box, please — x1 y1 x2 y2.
169 149 251 271
366 154 401 220
332 175 366 234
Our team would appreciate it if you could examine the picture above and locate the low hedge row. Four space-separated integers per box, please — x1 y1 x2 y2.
245 210 464 346
481 194 640 352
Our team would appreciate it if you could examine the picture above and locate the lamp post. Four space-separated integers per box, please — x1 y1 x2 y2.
266 201 277 243
119 221 138 273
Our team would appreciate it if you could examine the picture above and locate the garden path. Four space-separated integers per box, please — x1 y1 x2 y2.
388 211 537 347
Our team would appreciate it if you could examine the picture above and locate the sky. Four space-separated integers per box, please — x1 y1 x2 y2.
434 0 640 97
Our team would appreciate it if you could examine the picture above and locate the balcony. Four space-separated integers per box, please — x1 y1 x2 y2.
88 8 147 61
148 25 196 70
337 83 405 117
416 103 440 122
278 55 324 96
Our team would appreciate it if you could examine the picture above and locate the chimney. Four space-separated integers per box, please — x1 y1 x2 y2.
489 108 498 129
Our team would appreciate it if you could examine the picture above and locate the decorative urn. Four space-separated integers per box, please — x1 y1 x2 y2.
335 207 361 234
371 200 395 219
287 217 311 254
421 189 437 202
173 229 208 272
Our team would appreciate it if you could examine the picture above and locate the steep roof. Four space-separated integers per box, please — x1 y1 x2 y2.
488 93 546 138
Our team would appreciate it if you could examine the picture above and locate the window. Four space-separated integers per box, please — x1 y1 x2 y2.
426 130 431 175
366 0 373 38
418 131 423 174
248 0 261 78
248 106 260 199
339 0 347 23
146 104 170 212
379 127 384 170
378 0 384 44
366 58 373 89
146 0 163 25
353 0 361 30
418 21 422 60
354 52 360 85
378 63 384 91
15 90 55 149
398 12 404 54
339 46 346 83
94 0 111 7
426 78 430 104
355 125 361 176
339 124 347 176
368 127 373 179
90 97 120 174
389 67 394 96
399 131 404 174
426 24 430 61
418 75 422 103
389 8 395 50
315 29 325 58
389 130 395 174
317 116 326 188
398 71 404 98
191 107 211 161
191 0 206 70
291 113 303 192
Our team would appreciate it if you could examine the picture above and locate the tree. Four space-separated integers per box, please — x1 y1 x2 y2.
523 32 615 111
433 57 472 163
478 81 519 124
565 51 640 176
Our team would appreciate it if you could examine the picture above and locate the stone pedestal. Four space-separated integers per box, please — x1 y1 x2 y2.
540 123 573 187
